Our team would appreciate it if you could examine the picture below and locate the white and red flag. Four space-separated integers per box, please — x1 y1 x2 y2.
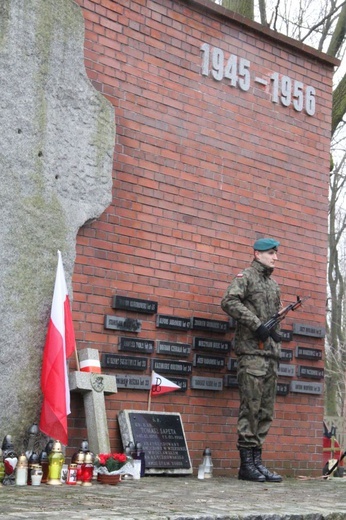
39 251 76 445
151 371 181 396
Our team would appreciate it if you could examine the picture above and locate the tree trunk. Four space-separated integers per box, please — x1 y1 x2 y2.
221 0 254 19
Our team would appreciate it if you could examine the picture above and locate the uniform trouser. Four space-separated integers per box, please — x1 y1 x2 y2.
236 354 278 450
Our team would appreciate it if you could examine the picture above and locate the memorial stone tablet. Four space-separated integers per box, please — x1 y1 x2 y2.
278 363 295 377
118 410 192 474
156 315 192 330
295 346 322 360
152 359 193 375
193 354 225 370
293 323 325 338
156 341 190 357
112 295 158 314
280 349 293 361
115 374 151 390
104 315 141 332
119 337 154 353
190 376 223 391
290 380 323 395
276 382 290 396
224 375 238 388
297 365 324 379
192 317 229 333
227 358 238 372
101 354 147 371
193 337 232 353
280 329 293 342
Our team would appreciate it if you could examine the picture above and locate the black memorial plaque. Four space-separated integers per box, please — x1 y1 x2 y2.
101 354 147 371
293 323 325 338
193 337 231 353
104 315 141 332
156 315 192 330
276 382 290 396
297 365 324 379
116 374 150 390
193 354 225 370
280 349 293 361
227 358 238 372
112 295 158 314
168 377 188 392
118 411 192 474
119 337 154 354
192 317 229 333
156 341 190 357
224 375 239 388
295 346 322 360
152 359 193 375
280 329 293 342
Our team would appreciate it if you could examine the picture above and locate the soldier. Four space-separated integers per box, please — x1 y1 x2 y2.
221 238 283 483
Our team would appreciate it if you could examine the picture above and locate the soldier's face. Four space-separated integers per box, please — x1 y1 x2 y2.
255 249 278 268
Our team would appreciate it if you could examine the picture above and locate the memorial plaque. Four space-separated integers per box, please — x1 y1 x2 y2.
115 374 150 390
104 315 141 332
229 317 236 329
119 337 154 354
290 380 323 395
167 377 188 392
190 376 223 391
227 358 238 372
193 337 231 353
280 329 293 342
152 359 193 375
297 365 324 379
192 317 229 333
295 346 323 360
224 375 239 388
112 295 158 314
118 410 192 474
278 363 295 377
193 354 225 370
280 349 293 361
276 382 290 396
156 341 190 357
101 354 147 371
293 323 325 338
156 315 192 330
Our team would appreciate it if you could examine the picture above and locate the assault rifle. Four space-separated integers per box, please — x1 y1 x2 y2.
264 295 311 331
258 295 310 349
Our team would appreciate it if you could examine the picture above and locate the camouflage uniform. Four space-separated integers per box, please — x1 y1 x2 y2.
221 259 281 449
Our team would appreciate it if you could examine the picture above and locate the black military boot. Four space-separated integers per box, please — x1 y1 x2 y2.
253 447 282 482
238 448 266 482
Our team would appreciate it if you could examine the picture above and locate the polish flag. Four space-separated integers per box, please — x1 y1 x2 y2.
39 251 76 445
151 371 181 396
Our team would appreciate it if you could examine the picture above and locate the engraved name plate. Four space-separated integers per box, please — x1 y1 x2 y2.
297 365 324 379
290 380 323 394
152 359 193 375
295 346 323 360
193 337 231 353
280 349 293 361
112 295 158 314
224 375 238 388
115 374 151 390
278 363 295 377
119 337 154 353
193 354 225 370
192 317 229 333
293 323 325 338
104 315 141 332
190 376 223 391
276 382 290 395
156 341 191 357
101 354 147 371
156 315 192 330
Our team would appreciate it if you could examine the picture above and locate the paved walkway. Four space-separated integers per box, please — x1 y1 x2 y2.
0 475 345 519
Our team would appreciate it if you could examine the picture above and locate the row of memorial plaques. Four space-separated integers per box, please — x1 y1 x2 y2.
107 295 326 339
117 336 232 356
114 373 323 396
228 358 324 380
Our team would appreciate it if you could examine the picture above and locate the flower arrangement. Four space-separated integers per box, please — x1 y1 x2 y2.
94 453 130 475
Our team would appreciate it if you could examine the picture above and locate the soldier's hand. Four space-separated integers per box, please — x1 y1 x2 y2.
255 324 270 342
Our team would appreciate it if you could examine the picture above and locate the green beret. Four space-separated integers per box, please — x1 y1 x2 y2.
253 238 280 251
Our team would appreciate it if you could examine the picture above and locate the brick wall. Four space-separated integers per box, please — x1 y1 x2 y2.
70 0 335 477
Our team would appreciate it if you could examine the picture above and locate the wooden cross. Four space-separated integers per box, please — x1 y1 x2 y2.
69 348 117 454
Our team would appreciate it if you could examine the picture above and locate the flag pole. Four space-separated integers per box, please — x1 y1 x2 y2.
147 371 153 411
75 346 80 371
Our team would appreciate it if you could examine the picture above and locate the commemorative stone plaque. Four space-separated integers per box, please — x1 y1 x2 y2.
290 380 323 395
224 375 238 388
156 341 190 357
280 329 293 342
193 354 225 370
152 359 193 375
192 317 229 333
119 337 154 354
295 346 323 360
118 410 192 474
156 315 192 330
278 363 295 377
280 349 293 362
168 377 188 392
193 337 232 353
104 315 141 332
297 365 324 379
190 376 223 391
227 358 238 372
277 382 290 396
112 295 158 314
101 354 147 371
293 323 325 338
115 374 151 390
